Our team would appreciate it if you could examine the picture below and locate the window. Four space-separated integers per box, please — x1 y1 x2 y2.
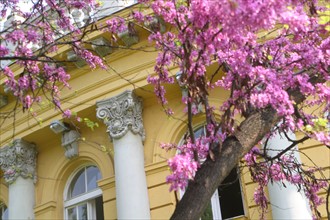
201 168 245 220
64 165 104 220
0 202 8 220
180 126 245 220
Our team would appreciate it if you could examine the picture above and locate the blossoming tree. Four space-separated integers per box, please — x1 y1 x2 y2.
0 0 329 219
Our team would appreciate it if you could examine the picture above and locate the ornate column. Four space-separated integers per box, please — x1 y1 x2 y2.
0 139 37 220
96 90 150 219
265 131 312 219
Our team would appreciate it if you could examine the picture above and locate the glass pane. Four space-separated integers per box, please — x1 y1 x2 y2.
201 202 213 220
2 208 8 220
218 168 244 219
70 169 86 198
78 204 88 220
0 204 8 220
68 207 77 220
95 196 104 220
86 166 101 192
194 127 205 139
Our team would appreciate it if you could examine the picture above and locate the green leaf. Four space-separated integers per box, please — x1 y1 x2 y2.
305 125 313 132
316 118 328 127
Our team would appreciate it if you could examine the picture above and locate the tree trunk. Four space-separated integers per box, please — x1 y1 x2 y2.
170 107 279 219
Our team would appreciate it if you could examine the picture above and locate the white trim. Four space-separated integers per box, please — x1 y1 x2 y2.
64 189 102 207
210 190 222 220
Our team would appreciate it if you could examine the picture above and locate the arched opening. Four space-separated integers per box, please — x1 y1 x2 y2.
64 165 104 220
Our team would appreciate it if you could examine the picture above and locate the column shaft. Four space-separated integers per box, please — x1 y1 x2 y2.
266 132 312 219
114 131 150 219
8 177 35 219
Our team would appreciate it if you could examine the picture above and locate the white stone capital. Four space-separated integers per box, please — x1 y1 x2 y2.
96 90 145 141
0 139 37 184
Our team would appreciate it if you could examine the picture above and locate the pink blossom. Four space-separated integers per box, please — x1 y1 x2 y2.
166 154 199 191
0 45 9 57
63 110 72 118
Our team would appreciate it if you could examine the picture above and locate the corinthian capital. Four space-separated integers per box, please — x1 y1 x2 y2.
0 139 37 184
96 90 145 141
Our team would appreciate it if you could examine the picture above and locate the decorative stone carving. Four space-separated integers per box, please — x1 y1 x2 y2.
67 50 87 68
91 37 112 57
70 8 86 27
62 130 80 159
0 139 37 184
144 16 166 33
118 23 139 47
96 90 145 141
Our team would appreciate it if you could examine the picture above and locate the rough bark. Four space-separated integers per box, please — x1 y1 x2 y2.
171 107 279 219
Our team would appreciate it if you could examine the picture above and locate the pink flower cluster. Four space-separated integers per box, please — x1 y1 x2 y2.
136 1 330 210
0 0 105 117
245 148 328 219
166 154 199 191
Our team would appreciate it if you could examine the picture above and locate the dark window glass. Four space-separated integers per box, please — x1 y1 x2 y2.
86 166 101 191
218 168 245 219
194 127 205 139
68 207 77 220
95 196 104 220
70 169 86 198
69 166 102 198
78 203 88 220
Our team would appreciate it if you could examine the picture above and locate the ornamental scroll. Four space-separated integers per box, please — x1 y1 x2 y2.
0 139 37 184
96 90 145 141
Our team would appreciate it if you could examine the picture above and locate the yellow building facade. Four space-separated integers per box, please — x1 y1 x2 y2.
0 3 329 220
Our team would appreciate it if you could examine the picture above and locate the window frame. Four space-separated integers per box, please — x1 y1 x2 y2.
63 164 103 220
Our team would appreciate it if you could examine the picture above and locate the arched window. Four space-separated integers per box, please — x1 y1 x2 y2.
181 126 246 220
64 165 104 220
0 202 8 220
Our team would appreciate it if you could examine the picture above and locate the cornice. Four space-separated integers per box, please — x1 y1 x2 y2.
34 201 57 215
0 57 156 145
145 160 168 176
0 3 144 84
98 176 116 192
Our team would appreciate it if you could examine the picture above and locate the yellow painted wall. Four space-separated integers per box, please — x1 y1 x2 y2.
0 180 8 206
